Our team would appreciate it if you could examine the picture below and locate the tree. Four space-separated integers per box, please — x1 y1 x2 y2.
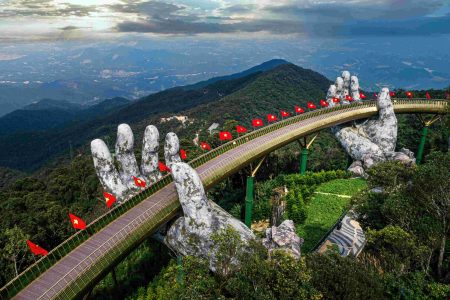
2 226 29 278
307 252 384 300
365 225 430 275
365 161 415 192
411 152 450 278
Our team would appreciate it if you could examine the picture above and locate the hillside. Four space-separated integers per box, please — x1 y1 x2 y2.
183 59 289 90
0 97 129 136
186 63 330 125
0 62 330 171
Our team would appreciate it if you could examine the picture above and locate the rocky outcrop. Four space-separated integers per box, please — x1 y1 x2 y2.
91 125 303 271
263 220 303 259
327 71 416 176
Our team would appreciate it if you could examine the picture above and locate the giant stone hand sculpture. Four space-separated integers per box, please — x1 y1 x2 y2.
327 71 415 176
91 125 302 271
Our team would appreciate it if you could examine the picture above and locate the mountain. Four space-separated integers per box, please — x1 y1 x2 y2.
0 110 76 135
0 97 129 136
184 59 289 90
0 61 330 171
23 99 83 111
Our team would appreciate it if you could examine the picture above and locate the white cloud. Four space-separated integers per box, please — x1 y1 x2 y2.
0 53 26 60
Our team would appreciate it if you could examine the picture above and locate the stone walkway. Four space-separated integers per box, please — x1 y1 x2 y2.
317 214 366 257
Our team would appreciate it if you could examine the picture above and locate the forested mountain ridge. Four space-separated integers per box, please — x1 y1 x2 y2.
0 97 129 136
183 58 289 90
0 62 330 171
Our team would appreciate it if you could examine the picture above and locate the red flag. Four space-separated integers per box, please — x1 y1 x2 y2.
295 106 305 114
27 240 48 256
345 95 353 101
200 142 211 150
219 131 232 141
426 92 431 99
69 213 86 230
236 125 247 133
104 191 116 208
180 149 187 160
133 176 146 188
267 114 277 122
281 110 290 117
307 102 316 109
389 91 396 97
359 93 366 99
252 119 263 127
320 99 329 107
332 97 340 103
446 92 449 99
159 161 171 172
406 91 413 98
373 92 378 99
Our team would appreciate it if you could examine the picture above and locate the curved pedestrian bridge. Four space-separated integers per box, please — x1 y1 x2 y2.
1 99 448 300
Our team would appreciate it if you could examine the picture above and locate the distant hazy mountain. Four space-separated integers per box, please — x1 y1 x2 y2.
23 99 83 111
0 61 329 171
1 37 449 117
0 97 129 136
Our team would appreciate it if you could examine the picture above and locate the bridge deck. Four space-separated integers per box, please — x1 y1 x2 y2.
3 99 447 300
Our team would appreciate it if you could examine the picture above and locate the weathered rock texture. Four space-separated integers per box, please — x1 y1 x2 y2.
327 71 415 176
91 125 303 271
263 220 302 259
165 162 255 271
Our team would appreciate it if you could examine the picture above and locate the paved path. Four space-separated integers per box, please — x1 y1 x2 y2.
314 191 352 198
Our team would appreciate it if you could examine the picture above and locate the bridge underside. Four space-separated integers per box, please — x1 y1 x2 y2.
3 100 447 300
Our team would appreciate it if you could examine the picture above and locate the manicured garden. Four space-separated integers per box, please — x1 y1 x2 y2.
296 178 367 252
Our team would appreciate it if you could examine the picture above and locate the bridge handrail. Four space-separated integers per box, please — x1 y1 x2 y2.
1 99 447 299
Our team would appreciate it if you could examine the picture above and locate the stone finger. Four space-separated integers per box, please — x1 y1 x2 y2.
141 125 162 184
342 70 351 97
351 75 361 101
115 124 141 187
164 132 182 168
327 84 338 107
91 138 128 201
170 162 212 229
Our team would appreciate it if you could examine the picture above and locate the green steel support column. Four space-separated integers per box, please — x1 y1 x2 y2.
416 126 428 164
244 176 254 228
300 148 309 175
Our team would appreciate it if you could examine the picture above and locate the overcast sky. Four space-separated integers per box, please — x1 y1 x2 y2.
1 0 450 42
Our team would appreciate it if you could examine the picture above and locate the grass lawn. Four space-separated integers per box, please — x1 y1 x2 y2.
296 178 367 253
316 178 367 196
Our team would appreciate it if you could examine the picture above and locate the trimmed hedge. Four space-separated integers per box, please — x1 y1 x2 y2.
252 170 351 223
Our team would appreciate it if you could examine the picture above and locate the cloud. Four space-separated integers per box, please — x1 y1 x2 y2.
265 0 448 20
0 0 97 17
60 26 81 31
113 0 450 37
219 4 257 15
1 0 450 41
110 1 184 17
116 18 304 35
342 13 450 36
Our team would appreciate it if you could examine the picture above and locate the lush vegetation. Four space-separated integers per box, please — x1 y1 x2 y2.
122 153 449 300
253 175 367 253
316 178 367 196
0 156 103 286
353 152 450 281
126 227 321 300
0 62 448 298
297 193 349 252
